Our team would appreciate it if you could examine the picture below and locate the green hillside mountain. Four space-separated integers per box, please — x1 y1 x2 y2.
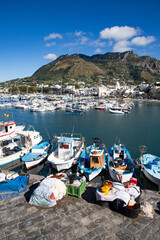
6 51 160 86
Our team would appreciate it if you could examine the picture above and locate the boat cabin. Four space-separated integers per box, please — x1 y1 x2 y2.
90 149 104 169
58 137 73 160
113 145 125 160
0 121 17 136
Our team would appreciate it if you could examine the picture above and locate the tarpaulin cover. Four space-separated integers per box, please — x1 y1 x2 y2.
0 176 28 200
29 185 57 208
29 178 66 208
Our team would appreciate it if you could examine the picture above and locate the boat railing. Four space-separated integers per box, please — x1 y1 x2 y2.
60 132 83 140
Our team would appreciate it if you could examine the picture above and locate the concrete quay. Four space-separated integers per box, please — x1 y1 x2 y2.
0 174 160 240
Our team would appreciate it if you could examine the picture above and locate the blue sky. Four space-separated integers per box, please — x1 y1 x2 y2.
0 0 160 82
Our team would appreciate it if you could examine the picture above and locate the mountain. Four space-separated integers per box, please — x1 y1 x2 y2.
5 51 160 86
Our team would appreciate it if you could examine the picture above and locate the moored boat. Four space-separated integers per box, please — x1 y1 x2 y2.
109 107 125 114
107 139 134 183
140 153 160 186
79 138 106 181
22 141 51 170
0 121 25 141
47 133 85 171
95 105 106 110
0 126 42 169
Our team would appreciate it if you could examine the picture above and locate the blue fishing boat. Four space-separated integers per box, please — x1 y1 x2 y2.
79 138 106 181
22 141 51 170
107 139 134 183
140 153 160 186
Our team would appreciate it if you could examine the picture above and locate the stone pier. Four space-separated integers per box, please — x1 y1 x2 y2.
0 174 159 240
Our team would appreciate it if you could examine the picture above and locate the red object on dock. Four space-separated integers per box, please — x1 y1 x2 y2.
130 178 137 186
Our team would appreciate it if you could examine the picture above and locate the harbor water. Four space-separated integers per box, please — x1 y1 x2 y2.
0 101 160 190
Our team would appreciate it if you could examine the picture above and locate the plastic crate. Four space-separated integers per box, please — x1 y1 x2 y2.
66 180 86 198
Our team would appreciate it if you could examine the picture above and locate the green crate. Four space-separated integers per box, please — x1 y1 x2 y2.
66 180 86 198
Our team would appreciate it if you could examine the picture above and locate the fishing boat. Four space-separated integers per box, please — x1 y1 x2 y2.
65 105 83 114
79 138 106 181
47 133 85 171
140 153 160 186
0 126 42 169
107 139 134 183
22 141 51 170
95 105 106 110
0 121 25 141
109 107 125 114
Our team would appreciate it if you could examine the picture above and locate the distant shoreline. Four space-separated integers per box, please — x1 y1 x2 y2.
123 98 160 103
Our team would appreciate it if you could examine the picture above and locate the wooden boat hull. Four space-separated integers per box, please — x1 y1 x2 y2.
140 154 160 186
108 167 133 183
107 142 134 183
83 165 105 181
79 144 106 181
141 165 160 186
48 147 83 171
25 154 47 170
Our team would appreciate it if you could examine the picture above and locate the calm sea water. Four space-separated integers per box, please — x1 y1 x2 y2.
1 101 160 190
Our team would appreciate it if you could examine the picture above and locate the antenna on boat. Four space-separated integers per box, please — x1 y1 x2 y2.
71 125 75 137
11 112 14 122
139 145 147 155
45 128 51 141
139 145 147 162
115 135 118 144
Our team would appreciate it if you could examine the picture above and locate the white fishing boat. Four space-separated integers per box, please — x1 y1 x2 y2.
30 106 45 112
47 133 85 171
109 107 125 114
0 121 25 141
0 126 42 169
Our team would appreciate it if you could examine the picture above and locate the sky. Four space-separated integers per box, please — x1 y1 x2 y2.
0 0 160 82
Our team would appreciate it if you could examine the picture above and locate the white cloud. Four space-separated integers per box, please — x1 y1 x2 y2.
94 48 102 53
74 31 85 37
100 26 140 41
62 41 79 47
43 53 57 60
45 42 56 47
80 36 89 44
113 40 132 52
91 39 106 47
44 33 62 41
108 40 113 46
131 36 155 46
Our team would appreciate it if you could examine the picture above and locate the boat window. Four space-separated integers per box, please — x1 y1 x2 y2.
59 143 69 149
0 126 4 131
91 157 99 164
115 150 119 154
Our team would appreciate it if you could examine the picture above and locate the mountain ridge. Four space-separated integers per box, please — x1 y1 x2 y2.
4 51 160 86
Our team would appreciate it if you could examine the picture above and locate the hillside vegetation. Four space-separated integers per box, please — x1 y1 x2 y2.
4 51 160 87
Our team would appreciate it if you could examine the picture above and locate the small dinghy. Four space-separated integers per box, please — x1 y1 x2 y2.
22 141 51 170
79 138 106 181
